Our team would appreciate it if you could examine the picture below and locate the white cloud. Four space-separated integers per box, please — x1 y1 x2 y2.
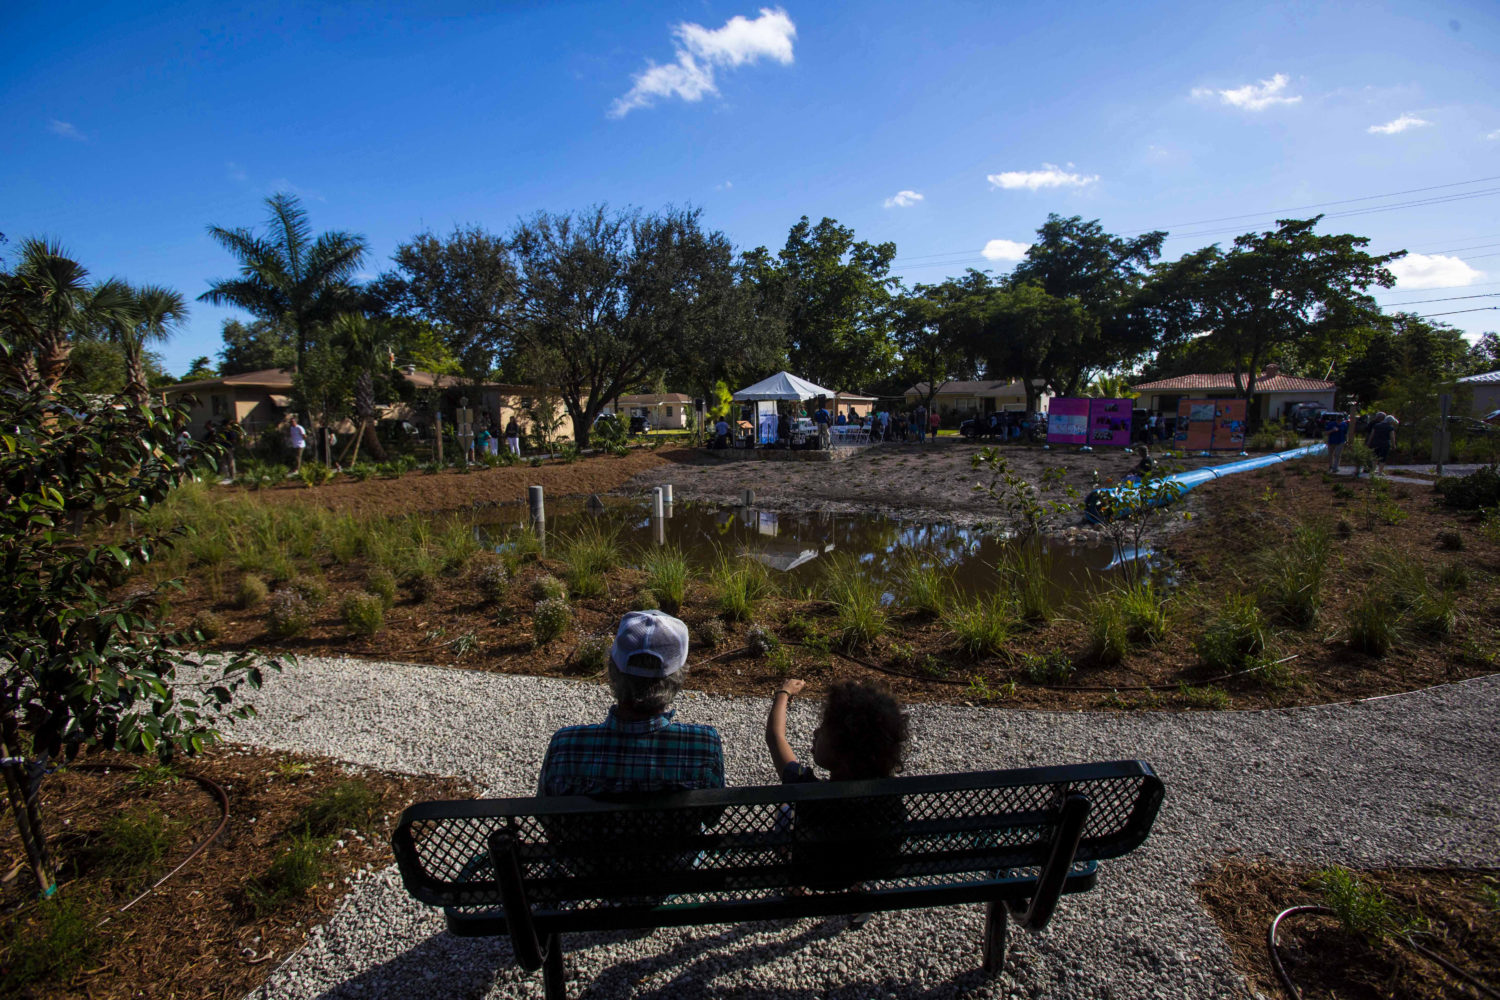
1388 253 1483 289
981 239 1031 261
611 7 796 117
987 164 1099 191
226 161 248 182
1192 73 1301 111
715 180 734 191
1368 113 1430 135
883 190 923 208
1486 129 1500 140
48 119 86 141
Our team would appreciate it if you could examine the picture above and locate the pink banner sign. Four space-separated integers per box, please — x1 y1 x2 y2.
1046 397 1090 445
1087 398 1134 447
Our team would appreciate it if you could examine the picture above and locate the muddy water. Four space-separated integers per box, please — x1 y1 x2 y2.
478 498 1133 599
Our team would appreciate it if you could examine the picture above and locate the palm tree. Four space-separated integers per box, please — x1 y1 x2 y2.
199 193 368 373
1085 373 1138 399
10 238 92 393
120 284 187 404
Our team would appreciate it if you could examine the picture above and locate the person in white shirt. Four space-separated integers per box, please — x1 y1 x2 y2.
287 417 307 471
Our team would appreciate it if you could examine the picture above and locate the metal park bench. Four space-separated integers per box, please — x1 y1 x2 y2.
391 760 1164 999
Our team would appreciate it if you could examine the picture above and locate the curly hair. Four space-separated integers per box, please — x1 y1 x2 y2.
819 681 909 779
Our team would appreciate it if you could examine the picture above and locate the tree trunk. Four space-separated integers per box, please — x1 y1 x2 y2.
1 708 54 896
124 354 149 406
35 331 72 394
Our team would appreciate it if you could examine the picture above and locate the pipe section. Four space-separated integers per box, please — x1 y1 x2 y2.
1084 444 1327 523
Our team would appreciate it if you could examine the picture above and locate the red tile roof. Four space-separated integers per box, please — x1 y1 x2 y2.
1131 373 1335 393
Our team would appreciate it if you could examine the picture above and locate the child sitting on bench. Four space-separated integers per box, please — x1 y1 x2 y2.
764 678 910 894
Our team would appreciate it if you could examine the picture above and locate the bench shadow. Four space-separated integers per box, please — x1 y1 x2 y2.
306 931 515 1000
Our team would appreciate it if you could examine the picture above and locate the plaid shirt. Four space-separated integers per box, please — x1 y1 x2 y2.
539 707 724 797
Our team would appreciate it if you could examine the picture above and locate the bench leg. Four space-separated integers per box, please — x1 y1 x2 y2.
982 900 1009 977
542 933 566 1000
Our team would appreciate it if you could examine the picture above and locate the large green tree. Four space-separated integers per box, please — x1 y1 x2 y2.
200 193 368 374
1176 216 1402 400
374 225 516 381
747 217 897 392
503 205 745 449
891 281 975 411
217 316 294 374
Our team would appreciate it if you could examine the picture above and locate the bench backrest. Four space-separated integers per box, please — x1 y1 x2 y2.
393 760 1163 911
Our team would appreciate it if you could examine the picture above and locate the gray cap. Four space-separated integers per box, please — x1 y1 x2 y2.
611 610 690 677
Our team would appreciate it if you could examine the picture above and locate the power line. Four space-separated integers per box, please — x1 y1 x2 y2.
1415 307 1500 317
1382 293 1500 306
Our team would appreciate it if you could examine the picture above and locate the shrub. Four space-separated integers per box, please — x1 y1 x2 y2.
766 645 796 678
1436 528 1464 551
712 555 771 622
639 546 689 612
943 595 1014 658
573 633 610 673
1436 465 1500 510
822 556 887 648
266 589 313 638
405 567 439 603
1345 588 1400 656
190 610 226 641
530 573 567 601
745 624 779 657
1195 594 1268 671
299 780 380 836
471 559 510 604
340 592 385 637
287 575 328 608
1020 649 1075 685
1313 866 1405 943
696 617 727 649
234 574 269 609
1257 524 1331 629
532 596 572 646
364 567 397 608
632 588 660 611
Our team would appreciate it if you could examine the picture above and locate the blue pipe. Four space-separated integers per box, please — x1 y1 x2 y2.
1084 443 1327 523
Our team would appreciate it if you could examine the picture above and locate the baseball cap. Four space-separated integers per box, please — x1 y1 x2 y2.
610 610 690 677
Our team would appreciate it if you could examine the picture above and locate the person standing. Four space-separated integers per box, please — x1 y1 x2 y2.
220 418 241 480
929 408 940 440
287 415 307 472
1367 414 1398 477
1325 413 1350 473
504 415 522 457
813 401 831 450
912 404 927 443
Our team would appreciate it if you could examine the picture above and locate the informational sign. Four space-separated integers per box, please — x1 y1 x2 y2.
1045 397 1090 445
1176 398 1247 450
1087 398 1134 447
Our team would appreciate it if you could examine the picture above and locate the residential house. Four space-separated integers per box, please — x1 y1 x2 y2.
1130 365 1335 424
903 379 1044 420
602 392 693 430
1457 370 1500 418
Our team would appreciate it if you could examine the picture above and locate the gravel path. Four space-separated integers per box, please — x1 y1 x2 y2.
223 657 1500 1000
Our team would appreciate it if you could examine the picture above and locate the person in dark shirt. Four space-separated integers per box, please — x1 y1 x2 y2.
1366 414 1398 476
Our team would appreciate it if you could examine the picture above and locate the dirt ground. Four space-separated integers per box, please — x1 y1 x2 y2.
1198 858 1500 1000
0 745 470 1000
630 438 1223 528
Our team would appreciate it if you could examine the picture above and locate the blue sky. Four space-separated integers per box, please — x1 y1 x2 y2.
4 0 1498 375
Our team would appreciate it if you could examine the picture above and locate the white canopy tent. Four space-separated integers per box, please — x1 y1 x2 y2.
731 370 837 402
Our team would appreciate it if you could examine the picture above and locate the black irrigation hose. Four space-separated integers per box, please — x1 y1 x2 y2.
67 762 231 919
1268 904 1500 1000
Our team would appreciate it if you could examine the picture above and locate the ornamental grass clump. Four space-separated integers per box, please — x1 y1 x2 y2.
712 553 771 622
1195 594 1269 672
340 592 385 637
639 546 689 613
560 523 620 599
943 595 1015 658
897 554 952 617
1345 587 1401 657
1000 541 1055 625
1112 579 1169 646
1257 524 1332 629
822 556 887 649
1083 596 1129 666
364 567 397 609
266 589 313 638
532 596 572 647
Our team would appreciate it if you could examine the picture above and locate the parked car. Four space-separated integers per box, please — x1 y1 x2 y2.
628 415 650 435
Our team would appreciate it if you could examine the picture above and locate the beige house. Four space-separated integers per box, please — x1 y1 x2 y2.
903 379 1042 419
1130 365 1335 424
1457 370 1500 418
603 393 693 430
163 367 580 443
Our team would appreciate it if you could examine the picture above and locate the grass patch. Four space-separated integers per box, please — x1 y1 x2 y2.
639 546 690 613
943 595 1015 658
0 895 100 992
85 805 175 876
1345 586 1401 657
559 523 620 599
246 830 329 915
298 780 381 836
898 554 952 616
1195 593 1268 671
1000 541 1055 625
822 555 887 649
1257 523 1331 629
712 553 771 622
1177 683 1231 710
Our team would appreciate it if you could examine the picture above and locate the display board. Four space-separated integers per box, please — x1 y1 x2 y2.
1088 398 1134 448
1176 398 1247 450
1045 397 1090 445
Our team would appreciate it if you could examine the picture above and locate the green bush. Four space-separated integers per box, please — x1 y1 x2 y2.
340 592 385 637
266 589 313 638
287 575 328 608
1195 594 1268 671
1345 588 1400 656
471 558 510 604
364 567 398 608
1313 866 1405 943
573 633 610 673
1020 649 1075 684
632 588 660 611
1257 524 1331 629
405 567 439 603
897 554 952 616
299 780 380 836
639 546 689 612
696 617 727 649
532 596 572 646
235 574 269 609
190 610 226 641
1436 465 1500 510
530 573 567 601
943 595 1014 658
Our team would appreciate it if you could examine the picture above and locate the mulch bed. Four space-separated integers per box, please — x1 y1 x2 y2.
166 458 1500 712
1198 858 1500 999
0 745 471 999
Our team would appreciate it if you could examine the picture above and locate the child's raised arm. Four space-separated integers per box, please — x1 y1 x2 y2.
765 678 805 774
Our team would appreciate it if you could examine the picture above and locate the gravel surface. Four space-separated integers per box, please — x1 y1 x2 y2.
221 657 1500 1000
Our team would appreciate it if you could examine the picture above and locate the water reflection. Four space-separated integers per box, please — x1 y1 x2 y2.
481 499 1134 598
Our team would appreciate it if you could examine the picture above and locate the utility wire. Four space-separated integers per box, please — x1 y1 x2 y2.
1416 307 1500 317
1380 293 1500 306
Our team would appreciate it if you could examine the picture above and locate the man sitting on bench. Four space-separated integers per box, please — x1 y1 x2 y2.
538 610 723 797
